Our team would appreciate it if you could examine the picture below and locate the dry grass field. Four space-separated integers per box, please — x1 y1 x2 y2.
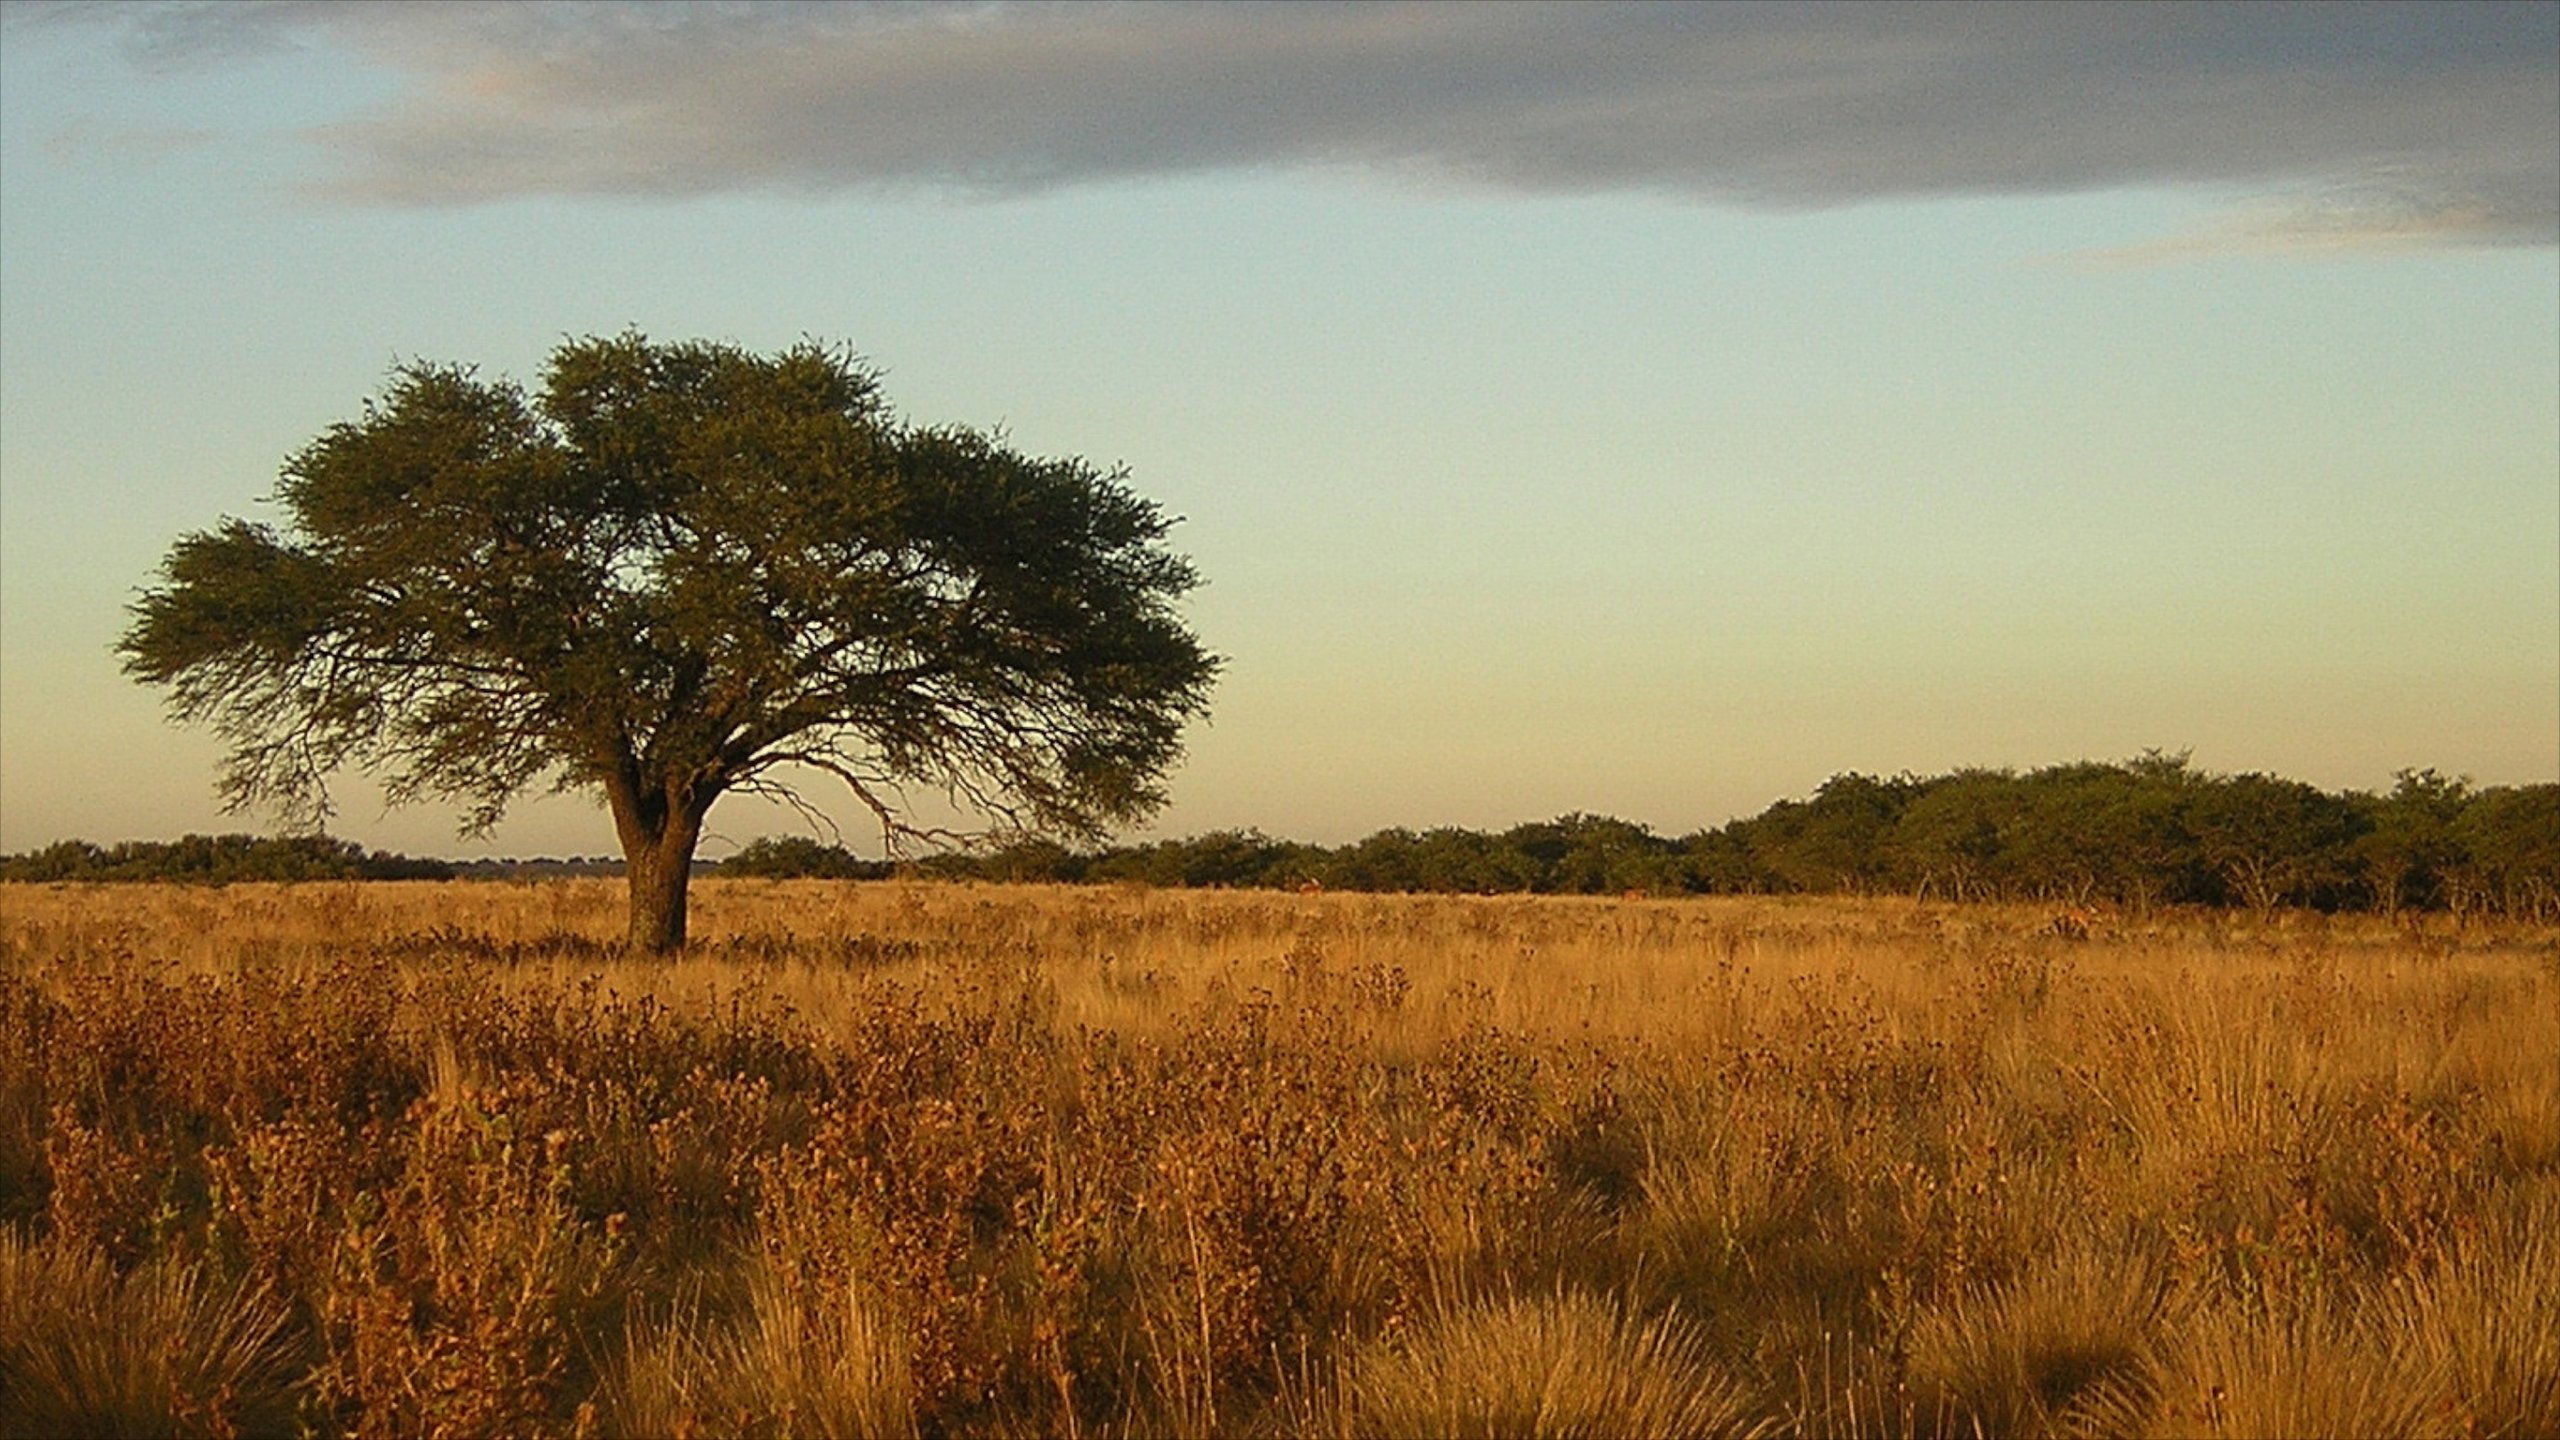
2 878 2555 1438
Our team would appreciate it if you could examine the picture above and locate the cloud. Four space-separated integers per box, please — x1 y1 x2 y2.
2072 181 2550 268
55 1 2560 247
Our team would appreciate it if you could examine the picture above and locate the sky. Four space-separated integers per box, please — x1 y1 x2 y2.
1 0 2554 859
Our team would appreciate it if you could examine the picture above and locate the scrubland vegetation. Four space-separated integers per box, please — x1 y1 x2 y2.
907 760 2560 923
17 759 2555 928
3 879 2556 1437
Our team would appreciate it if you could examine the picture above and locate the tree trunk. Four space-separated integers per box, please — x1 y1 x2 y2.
607 767 711 954
625 832 697 953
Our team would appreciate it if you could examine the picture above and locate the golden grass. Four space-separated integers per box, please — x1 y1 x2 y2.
1 878 2554 1437
1327 1290 1766 1440
0 1229 300 1439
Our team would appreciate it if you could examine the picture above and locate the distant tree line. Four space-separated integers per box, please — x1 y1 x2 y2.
0 834 455 884
9 756 2554 919
889 754 2553 922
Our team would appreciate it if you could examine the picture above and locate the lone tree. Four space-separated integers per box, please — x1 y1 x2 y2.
120 333 1219 950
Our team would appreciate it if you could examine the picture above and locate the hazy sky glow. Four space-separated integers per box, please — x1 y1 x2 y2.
2 1 2554 857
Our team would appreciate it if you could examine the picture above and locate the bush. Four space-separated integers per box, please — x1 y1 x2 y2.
718 836 890 880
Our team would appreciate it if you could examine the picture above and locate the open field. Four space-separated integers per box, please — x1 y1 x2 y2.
3 879 2556 1437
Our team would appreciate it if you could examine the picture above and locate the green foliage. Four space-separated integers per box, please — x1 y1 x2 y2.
1084 828 1311 888
1502 814 1684 895
1703 756 2410 914
2451 784 2560 922
717 836 890 880
118 333 1218 947
1891 769 2022 903
15 760 2544 922
903 754 2549 919
2189 773 2368 913
0 834 451 884
1734 773 1919 895
2354 769 2472 915
1404 826 1541 894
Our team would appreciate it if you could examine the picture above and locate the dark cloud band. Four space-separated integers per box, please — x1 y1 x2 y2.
58 1 2560 246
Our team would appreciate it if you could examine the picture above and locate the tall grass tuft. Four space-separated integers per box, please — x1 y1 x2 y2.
2076 1292 2454 1440
1332 1289 1766 1440
0 1228 300 1439
1901 1238 2163 1437
602 1259 916 1440
2375 1182 2560 1439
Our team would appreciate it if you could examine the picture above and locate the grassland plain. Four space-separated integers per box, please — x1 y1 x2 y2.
1 879 2554 1438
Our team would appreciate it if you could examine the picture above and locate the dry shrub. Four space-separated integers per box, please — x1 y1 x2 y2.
1370 1023 1575 1305
311 1072 620 1438
40 1101 175 1266
0 1227 300 1439
750 980 1061 1428
1332 1289 1767 1440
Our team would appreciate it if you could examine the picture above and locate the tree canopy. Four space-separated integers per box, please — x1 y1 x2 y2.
120 333 1219 949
